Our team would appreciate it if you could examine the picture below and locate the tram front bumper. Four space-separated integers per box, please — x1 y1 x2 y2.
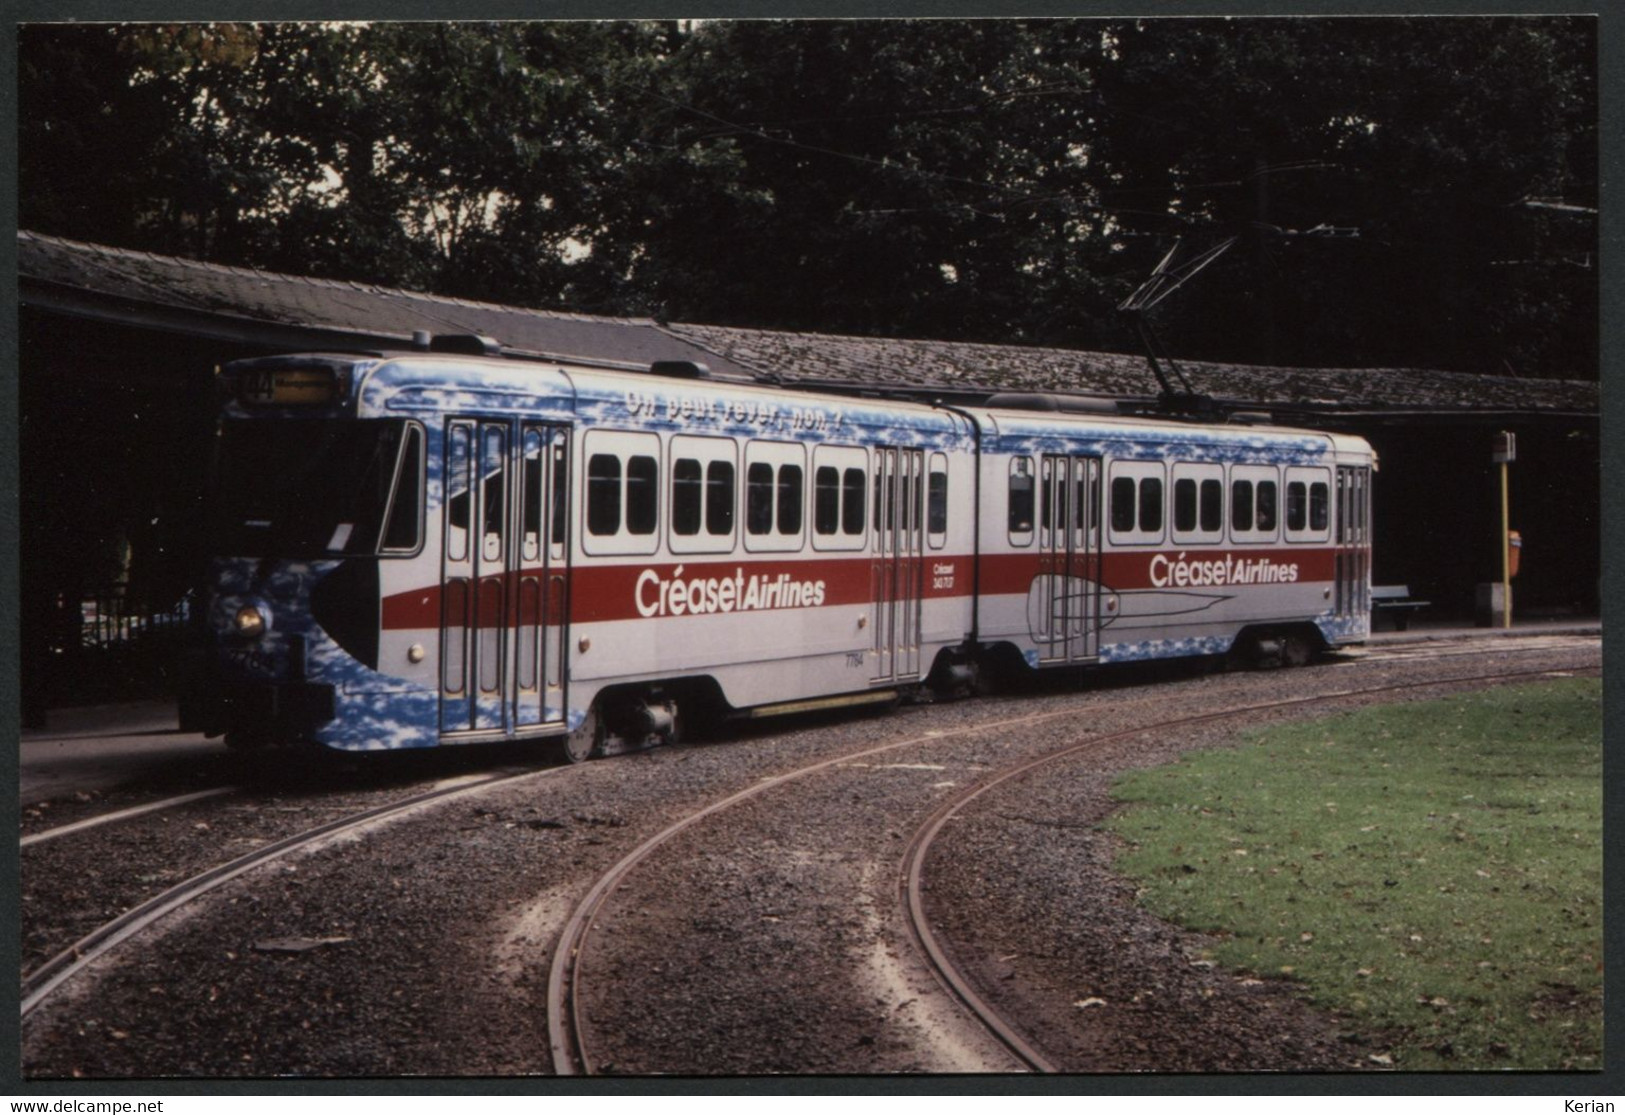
179 664 336 741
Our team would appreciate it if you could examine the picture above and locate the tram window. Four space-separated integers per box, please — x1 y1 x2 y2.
842 468 865 535
522 441 543 552
673 458 703 536
1138 477 1163 532
1287 481 1307 532
551 441 568 549
748 462 775 535
1257 481 1278 531
928 468 948 536
1310 482 1329 532
1110 477 1136 532
587 454 622 536
482 471 504 543
382 425 424 552
809 448 867 549
447 425 471 549
626 456 658 535
1200 479 1221 532
1009 459 1035 535
1231 480 1254 533
778 464 803 535
1108 463 1167 543
707 461 735 535
1174 478 1198 533
815 466 840 535
746 461 801 538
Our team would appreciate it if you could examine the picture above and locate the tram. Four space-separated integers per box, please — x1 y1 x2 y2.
183 344 1373 760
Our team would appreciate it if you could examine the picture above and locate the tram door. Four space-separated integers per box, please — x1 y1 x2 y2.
1037 455 1103 663
1334 465 1371 621
440 420 570 736
872 448 925 683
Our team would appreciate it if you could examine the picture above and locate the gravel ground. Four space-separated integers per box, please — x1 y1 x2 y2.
20 637 1599 1079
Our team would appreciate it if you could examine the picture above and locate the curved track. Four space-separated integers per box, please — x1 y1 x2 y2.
20 768 551 1018
550 654 1594 1076
896 662 1593 1072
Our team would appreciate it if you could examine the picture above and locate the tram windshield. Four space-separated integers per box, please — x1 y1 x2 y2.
212 419 422 558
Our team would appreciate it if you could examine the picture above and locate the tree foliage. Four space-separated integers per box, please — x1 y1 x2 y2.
18 18 1597 378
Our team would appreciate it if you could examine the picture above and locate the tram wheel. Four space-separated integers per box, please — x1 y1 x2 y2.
1281 633 1314 668
558 706 603 764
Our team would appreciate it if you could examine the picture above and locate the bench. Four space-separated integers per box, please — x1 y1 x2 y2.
1371 585 1430 631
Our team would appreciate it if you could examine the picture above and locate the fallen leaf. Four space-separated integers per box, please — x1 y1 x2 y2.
1074 997 1108 1009
253 936 352 954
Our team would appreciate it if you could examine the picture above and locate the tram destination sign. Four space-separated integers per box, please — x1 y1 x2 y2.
239 366 338 405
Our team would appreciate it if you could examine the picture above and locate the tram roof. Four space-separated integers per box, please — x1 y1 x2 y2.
19 230 1597 424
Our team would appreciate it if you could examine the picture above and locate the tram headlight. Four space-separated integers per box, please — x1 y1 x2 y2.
234 603 270 640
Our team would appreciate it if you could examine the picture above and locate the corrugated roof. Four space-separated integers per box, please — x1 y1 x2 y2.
19 230 1597 415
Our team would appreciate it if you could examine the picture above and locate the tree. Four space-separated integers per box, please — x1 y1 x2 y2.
19 18 1597 378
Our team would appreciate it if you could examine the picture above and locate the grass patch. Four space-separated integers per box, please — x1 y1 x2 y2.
1105 678 1602 1070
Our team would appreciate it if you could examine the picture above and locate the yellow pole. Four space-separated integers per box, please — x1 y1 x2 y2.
1500 460 1511 629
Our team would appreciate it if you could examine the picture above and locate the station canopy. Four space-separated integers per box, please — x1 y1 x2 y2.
19 230 1597 424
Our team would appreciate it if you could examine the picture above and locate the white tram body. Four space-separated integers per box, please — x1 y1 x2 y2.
187 351 1373 755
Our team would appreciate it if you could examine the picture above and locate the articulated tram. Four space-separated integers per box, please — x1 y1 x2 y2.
183 347 1373 760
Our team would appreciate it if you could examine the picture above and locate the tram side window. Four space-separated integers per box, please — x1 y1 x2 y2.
748 460 804 537
809 448 868 550
815 466 840 535
551 442 568 548
842 468 865 535
705 462 734 535
748 463 776 535
584 435 661 554
1283 469 1331 541
626 456 658 535
779 465 804 534
927 459 948 546
1140 479 1164 532
1231 475 1279 539
813 466 866 537
1200 479 1222 532
587 455 622 536
1173 476 1222 536
1111 476 1163 533
1310 482 1329 532
1174 479 1196 533
1108 464 1166 543
673 459 704 536
1009 458 1035 539
1231 480 1254 533
743 444 807 552
1258 481 1278 531
671 437 736 547
1111 477 1137 533
382 424 424 552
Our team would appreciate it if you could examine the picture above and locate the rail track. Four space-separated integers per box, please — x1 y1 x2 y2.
20 786 241 849
547 654 1594 1076
19 767 555 1018
896 661 1595 1072
19 635 1598 1074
